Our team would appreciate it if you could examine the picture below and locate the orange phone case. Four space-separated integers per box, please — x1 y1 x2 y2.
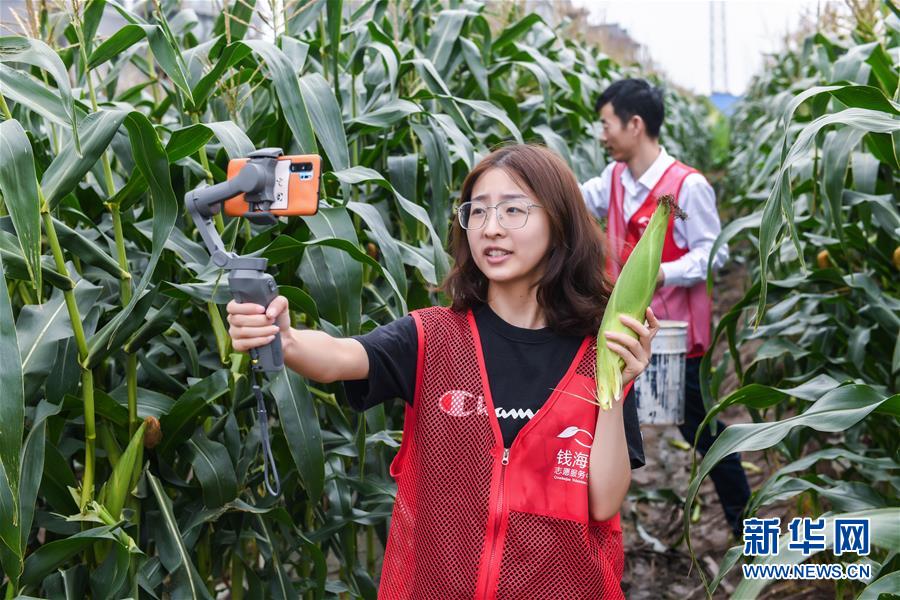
224 154 321 217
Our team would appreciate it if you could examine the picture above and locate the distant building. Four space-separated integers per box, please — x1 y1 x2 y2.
522 0 650 67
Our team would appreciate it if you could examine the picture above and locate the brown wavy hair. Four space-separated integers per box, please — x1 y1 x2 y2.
440 144 611 337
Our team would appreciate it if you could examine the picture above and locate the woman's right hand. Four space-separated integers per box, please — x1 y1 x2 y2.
226 295 291 352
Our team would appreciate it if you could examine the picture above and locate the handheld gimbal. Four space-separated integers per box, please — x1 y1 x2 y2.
186 147 285 372
186 147 318 495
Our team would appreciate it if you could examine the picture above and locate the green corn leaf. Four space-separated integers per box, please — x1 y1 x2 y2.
269 368 325 505
857 570 900 600
85 288 158 368
756 108 900 325
684 385 900 594
17 280 103 384
0 253 24 577
166 121 254 162
346 201 408 313
350 99 422 128
329 166 450 282
279 285 320 327
299 208 363 336
691 374 842 452
243 39 317 154
21 525 122 586
0 231 75 291
147 471 214 600
299 73 350 170
411 121 451 247
325 0 342 83
87 24 194 105
41 110 126 210
0 119 43 294
5 401 61 587
0 36 81 153
0 63 89 128
51 215 127 279
158 370 230 456
191 39 253 107
89 540 133 599
69 110 178 347
213 0 257 44
492 13 543 53
426 9 467 74
185 431 238 508
98 421 147 520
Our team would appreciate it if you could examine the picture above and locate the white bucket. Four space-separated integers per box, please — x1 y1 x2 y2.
633 320 688 426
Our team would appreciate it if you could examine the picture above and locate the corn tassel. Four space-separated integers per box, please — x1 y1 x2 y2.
595 194 686 410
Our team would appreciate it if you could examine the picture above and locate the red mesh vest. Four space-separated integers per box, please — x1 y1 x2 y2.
606 160 713 357
378 306 631 599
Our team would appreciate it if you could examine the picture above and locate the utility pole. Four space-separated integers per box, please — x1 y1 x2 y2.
709 1 728 94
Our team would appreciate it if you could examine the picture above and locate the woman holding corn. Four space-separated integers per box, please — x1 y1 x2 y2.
227 144 657 599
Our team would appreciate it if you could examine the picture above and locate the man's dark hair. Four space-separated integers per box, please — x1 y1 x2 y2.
595 79 665 138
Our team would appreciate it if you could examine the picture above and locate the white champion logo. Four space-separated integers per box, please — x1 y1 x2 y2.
557 426 594 448
437 390 488 417
495 407 536 420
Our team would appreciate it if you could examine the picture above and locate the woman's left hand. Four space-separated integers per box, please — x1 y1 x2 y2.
604 306 661 388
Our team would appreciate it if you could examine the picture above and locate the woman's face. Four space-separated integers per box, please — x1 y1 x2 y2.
466 168 551 288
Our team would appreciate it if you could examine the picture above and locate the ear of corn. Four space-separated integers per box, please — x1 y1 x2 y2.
98 420 147 520
595 194 686 410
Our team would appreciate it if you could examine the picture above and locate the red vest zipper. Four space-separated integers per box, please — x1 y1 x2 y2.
482 447 510 599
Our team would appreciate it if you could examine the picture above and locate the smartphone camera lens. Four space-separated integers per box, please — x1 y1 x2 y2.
290 162 314 180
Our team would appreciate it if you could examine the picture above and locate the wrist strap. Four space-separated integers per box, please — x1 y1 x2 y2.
249 349 281 496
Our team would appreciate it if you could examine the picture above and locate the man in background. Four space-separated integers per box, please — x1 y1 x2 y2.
581 78 750 537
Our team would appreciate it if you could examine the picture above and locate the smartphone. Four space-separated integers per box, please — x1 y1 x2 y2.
224 154 321 217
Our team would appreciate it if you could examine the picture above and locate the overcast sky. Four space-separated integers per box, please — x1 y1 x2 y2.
571 0 826 96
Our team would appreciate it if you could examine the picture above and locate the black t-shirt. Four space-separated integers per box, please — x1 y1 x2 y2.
342 304 645 469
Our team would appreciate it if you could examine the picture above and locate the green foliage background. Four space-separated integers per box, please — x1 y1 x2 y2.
0 1 713 597
685 5 900 597
0 0 897 598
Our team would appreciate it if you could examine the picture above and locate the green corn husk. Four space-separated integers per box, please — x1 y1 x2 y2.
98 420 147 520
595 194 686 410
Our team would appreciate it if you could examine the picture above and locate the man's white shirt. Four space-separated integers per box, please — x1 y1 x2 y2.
579 147 728 288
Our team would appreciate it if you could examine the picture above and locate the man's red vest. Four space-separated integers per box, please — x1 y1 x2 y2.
378 306 632 599
606 160 712 357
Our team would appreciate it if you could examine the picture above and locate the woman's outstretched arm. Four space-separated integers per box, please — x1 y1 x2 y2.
227 295 369 383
